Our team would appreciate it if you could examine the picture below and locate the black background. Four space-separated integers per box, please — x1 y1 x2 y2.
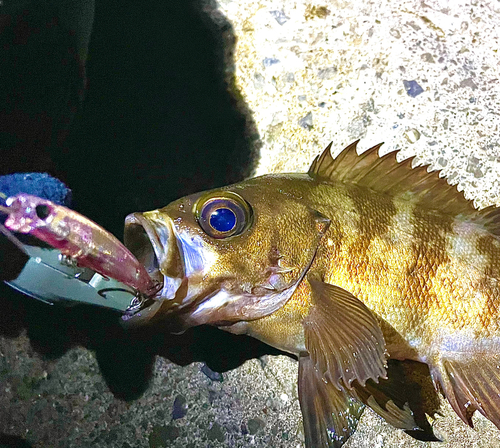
0 0 280 410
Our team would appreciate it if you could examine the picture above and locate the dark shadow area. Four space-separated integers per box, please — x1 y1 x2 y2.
53 0 260 237
0 2 83 174
0 0 271 405
0 433 33 448
0 280 283 401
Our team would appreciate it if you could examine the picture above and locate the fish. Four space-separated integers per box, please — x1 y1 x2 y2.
0 193 157 296
122 140 500 446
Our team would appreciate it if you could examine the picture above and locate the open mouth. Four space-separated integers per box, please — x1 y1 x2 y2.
123 211 219 329
124 212 185 301
124 214 163 286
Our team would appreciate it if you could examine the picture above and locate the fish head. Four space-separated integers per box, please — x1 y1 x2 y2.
123 175 330 328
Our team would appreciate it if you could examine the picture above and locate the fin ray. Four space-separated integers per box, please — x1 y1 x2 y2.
303 276 387 388
308 141 500 235
298 355 365 448
432 351 500 429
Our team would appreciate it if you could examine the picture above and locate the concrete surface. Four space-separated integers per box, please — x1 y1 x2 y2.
2 0 500 447
214 0 500 446
0 335 303 448
219 0 500 209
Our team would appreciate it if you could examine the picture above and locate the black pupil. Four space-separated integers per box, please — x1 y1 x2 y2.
35 204 50 220
209 208 237 232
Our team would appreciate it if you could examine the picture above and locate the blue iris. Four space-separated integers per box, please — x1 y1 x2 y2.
209 208 236 232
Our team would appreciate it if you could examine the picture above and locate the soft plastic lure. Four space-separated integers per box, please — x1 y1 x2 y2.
0 193 157 296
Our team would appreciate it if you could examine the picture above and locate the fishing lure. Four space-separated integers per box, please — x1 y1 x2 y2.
0 193 157 297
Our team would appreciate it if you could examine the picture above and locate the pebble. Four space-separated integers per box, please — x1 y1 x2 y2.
201 363 223 382
247 417 266 434
207 422 225 442
298 112 313 130
404 128 421 144
172 394 188 420
403 80 424 97
269 10 289 25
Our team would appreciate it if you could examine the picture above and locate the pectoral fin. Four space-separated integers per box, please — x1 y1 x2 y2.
298 355 365 448
303 276 387 388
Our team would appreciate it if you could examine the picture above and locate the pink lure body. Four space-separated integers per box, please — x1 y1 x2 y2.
3 194 156 295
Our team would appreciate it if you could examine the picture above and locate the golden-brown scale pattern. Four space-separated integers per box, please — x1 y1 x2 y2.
427 219 500 343
308 185 426 356
475 234 500 335
294 179 500 362
396 206 453 351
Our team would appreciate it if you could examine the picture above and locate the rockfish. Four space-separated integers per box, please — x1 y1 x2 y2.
124 141 500 447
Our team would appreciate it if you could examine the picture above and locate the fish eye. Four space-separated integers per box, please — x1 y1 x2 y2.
194 192 252 239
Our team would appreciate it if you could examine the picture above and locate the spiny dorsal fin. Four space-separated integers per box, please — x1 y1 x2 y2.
308 141 500 236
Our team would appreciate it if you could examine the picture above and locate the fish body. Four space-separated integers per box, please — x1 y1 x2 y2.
243 170 500 362
124 141 500 446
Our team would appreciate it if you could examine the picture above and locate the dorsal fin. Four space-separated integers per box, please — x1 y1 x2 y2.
308 141 500 236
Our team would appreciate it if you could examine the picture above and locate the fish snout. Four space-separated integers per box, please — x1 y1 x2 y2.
122 211 189 327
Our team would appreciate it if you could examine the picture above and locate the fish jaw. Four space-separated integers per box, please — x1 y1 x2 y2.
125 212 185 303
125 209 225 326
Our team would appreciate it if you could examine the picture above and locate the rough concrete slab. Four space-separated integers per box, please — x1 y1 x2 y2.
218 0 500 210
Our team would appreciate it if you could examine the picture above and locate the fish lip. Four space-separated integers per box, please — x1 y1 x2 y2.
124 212 224 324
124 212 184 293
123 212 189 327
